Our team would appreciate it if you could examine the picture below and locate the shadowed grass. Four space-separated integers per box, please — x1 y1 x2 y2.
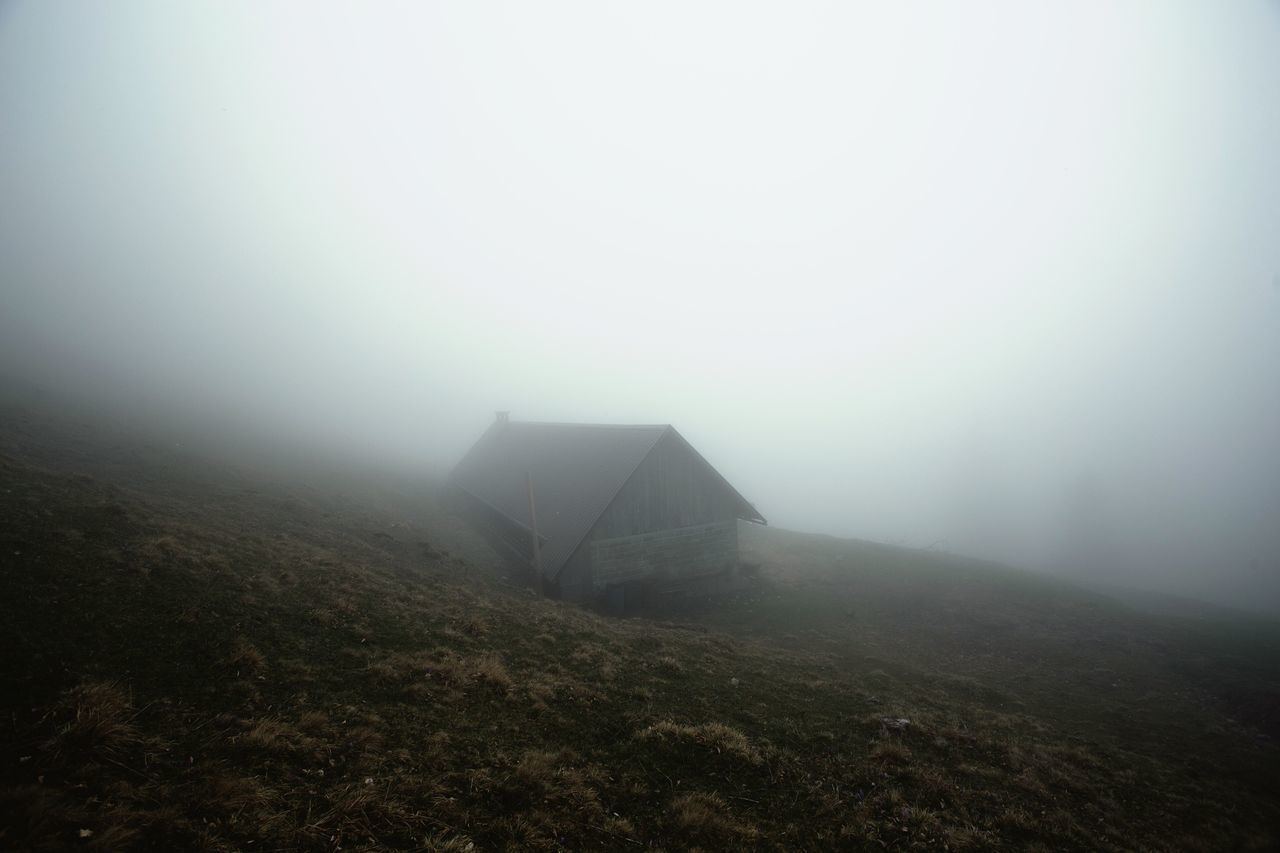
0 405 1277 851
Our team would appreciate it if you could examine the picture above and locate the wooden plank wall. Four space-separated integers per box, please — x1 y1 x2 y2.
591 431 739 538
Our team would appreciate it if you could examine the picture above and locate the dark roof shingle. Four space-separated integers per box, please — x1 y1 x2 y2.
449 420 763 580
450 421 667 578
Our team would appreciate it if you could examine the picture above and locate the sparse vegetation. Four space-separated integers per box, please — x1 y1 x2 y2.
635 720 763 765
0 411 1277 850
669 791 759 844
40 681 145 766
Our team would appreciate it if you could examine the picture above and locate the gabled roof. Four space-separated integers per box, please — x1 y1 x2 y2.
449 419 764 580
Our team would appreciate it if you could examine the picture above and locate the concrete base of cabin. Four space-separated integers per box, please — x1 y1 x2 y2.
597 565 749 614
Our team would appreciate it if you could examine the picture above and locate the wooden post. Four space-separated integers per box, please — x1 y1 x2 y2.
526 471 543 594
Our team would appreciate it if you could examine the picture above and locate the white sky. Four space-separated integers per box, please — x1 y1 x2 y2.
2 2 1279 608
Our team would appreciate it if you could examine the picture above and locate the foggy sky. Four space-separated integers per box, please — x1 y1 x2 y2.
2 2 1278 611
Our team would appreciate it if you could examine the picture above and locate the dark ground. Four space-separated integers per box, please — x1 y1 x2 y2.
1 392 1277 850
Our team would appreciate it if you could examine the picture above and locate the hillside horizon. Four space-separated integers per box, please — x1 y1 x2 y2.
3 377 1272 622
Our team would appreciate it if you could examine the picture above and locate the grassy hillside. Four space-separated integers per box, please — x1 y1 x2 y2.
1 404 1277 850
728 526 1280 743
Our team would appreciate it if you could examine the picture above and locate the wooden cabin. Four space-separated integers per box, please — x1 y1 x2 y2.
449 413 766 605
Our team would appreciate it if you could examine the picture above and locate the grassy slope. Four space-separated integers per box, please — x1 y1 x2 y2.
0 403 1277 851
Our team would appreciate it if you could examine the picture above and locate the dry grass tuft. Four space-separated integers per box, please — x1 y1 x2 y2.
636 720 763 765
237 717 307 755
203 772 278 813
670 791 759 841
514 749 564 787
371 649 517 695
469 653 514 691
41 681 143 764
604 814 637 837
227 637 266 673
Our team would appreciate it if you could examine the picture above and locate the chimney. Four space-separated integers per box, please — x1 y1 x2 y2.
495 411 510 426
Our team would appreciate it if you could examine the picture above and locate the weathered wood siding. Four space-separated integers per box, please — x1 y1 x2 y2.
590 520 738 587
591 431 740 537
561 431 741 596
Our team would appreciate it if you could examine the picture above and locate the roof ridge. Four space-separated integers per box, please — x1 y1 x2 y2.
504 421 670 430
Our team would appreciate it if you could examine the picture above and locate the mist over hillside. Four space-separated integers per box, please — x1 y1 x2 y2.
2 2 1278 613
2 4 1280 845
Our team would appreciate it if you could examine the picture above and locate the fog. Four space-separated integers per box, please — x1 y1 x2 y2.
2 2 1278 611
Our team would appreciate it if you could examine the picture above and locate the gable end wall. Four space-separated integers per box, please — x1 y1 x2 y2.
558 432 742 598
